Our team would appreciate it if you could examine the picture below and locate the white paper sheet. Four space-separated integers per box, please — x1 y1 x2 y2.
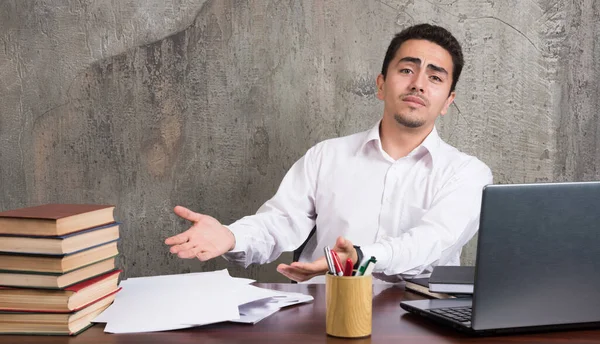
94 269 237 323
93 269 313 333
231 298 281 324
95 269 241 333
231 284 283 306
230 289 314 324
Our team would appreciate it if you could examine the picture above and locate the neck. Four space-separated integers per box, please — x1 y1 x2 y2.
379 116 433 160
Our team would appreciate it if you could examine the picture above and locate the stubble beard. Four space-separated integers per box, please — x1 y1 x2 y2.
393 113 425 128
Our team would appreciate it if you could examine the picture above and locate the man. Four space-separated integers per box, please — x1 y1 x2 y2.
165 24 492 283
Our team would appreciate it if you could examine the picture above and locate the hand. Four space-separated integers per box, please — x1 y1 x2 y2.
277 236 358 282
165 206 236 261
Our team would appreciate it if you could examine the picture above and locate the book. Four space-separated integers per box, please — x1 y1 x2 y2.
0 270 122 312
0 223 120 255
0 204 115 236
0 258 116 289
428 266 475 294
404 278 455 299
0 241 119 273
0 292 117 335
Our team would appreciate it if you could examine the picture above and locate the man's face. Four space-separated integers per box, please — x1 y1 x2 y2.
377 39 456 130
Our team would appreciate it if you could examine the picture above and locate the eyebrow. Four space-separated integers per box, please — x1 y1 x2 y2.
397 56 449 76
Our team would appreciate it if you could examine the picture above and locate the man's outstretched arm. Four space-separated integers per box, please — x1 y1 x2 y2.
165 206 236 261
166 144 322 271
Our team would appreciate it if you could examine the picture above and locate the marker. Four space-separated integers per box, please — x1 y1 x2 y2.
357 255 371 271
324 246 335 275
362 258 377 276
357 256 376 276
330 250 344 276
343 258 353 276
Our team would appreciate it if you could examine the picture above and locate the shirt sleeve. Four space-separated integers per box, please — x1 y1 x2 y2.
222 145 319 267
360 158 493 279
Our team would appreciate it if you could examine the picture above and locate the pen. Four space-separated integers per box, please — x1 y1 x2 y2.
330 250 344 276
357 256 376 276
355 256 371 276
362 258 377 276
324 246 335 275
343 258 353 276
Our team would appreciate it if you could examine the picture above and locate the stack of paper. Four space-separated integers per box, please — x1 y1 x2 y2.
93 269 312 333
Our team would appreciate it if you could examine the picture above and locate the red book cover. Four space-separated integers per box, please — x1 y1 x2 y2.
64 269 121 292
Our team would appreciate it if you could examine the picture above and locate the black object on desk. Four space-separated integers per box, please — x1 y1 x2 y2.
428 266 474 294
402 181 600 335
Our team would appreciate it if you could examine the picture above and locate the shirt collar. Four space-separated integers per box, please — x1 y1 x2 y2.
358 120 383 152
418 126 441 163
358 120 442 165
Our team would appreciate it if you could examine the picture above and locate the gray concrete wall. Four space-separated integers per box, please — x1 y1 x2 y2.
0 0 598 282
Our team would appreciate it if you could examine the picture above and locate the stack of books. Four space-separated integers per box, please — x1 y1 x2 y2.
0 204 122 335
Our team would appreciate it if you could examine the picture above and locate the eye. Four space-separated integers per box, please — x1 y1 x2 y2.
430 75 442 82
399 68 413 74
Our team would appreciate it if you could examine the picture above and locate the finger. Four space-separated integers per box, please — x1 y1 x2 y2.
277 263 292 272
288 262 316 273
278 264 323 282
290 259 328 273
286 269 321 282
277 264 301 277
292 256 327 266
169 241 196 254
277 265 311 282
165 232 189 246
196 250 218 262
177 245 203 259
334 236 352 250
277 268 297 281
174 205 204 223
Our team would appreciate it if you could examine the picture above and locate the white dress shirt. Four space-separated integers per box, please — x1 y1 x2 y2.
224 120 493 282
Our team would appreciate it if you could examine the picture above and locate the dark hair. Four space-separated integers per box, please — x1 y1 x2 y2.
381 24 464 93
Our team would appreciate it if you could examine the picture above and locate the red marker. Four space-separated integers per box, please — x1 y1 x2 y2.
330 250 344 276
344 258 353 276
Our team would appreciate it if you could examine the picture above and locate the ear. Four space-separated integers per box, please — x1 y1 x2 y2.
376 74 385 101
440 91 456 116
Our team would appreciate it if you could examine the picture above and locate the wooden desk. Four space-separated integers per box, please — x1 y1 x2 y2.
2 283 599 344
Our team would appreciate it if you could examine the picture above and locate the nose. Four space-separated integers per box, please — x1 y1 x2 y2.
410 71 426 93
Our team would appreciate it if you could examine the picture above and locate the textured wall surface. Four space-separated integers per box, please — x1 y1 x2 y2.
1 0 598 281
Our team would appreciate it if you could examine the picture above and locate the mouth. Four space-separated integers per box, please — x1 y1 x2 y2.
402 95 426 107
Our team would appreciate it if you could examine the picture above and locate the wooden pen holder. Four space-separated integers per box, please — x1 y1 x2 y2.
325 272 373 338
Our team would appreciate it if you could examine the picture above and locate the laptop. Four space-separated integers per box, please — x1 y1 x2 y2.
400 181 600 335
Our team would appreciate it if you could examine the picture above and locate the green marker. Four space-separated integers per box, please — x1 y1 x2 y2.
356 256 376 276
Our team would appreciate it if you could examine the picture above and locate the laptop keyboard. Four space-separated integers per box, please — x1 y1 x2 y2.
430 307 472 323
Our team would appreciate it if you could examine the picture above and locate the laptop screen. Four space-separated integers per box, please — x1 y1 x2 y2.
471 182 600 330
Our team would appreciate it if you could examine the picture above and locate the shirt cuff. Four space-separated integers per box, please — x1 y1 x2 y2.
221 224 248 264
360 242 391 273
225 224 247 252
